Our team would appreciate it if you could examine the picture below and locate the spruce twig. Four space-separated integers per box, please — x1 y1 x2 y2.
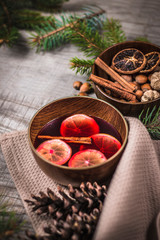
30 7 105 51
70 20 106 57
69 18 126 76
139 106 160 139
70 57 94 76
32 8 105 42
0 0 67 47
134 36 150 42
0 199 23 239
0 0 11 30
102 18 126 47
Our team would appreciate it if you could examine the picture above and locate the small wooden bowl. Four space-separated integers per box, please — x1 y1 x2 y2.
93 41 160 117
28 96 128 186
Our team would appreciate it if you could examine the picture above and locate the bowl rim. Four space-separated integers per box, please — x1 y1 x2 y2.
28 96 129 171
93 40 160 105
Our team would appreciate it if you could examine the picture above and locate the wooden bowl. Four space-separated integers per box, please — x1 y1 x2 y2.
93 41 160 117
28 96 128 186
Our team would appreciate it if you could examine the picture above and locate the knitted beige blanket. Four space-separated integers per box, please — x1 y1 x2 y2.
0 117 160 240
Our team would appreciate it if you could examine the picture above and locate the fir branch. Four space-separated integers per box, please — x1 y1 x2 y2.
70 18 126 76
139 106 160 140
31 0 69 12
102 18 126 48
30 7 105 51
134 36 150 42
2 0 33 11
13 10 56 30
0 201 23 239
0 0 11 30
70 21 106 58
0 26 19 47
0 0 69 48
70 57 94 75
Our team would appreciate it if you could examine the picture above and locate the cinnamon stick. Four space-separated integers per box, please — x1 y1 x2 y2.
90 74 135 95
89 74 136 101
38 135 92 144
94 57 136 92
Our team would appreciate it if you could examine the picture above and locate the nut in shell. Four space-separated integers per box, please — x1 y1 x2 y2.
141 90 160 102
121 75 132 82
135 90 143 100
141 83 152 92
135 74 148 84
73 81 82 90
78 92 88 96
150 71 160 90
80 82 92 93
129 81 140 91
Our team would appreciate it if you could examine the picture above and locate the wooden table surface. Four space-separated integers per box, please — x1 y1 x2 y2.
0 0 160 235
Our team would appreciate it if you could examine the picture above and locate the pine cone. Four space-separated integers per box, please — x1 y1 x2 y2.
24 182 107 240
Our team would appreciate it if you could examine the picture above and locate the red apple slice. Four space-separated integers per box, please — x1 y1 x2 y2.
60 114 99 137
37 139 72 165
68 149 107 168
80 133 121 158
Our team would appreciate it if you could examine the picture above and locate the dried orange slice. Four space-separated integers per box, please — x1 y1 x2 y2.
112 48 146 74
140 52 160 73
37 139 72 165
68 149 107 168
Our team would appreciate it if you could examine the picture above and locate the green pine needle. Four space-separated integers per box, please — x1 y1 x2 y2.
0 26 19 47
29 13 74 51
70 57 94 75
0 201 23 239
102 18 126 48
29 7 105 52
31 0 69 12
0 0 67 47
134 36 150 42
69 18 126 76
139 106 160 139
13 10 56 30
70 21 106 58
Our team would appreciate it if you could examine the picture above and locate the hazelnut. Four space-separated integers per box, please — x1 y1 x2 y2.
132 81 141 90
121 74 132 82
80 82 92 93
129 82 140 91
135 90 143 100
73 81 82 90
141 83 151 92
135 74 148 84
78 92 88 96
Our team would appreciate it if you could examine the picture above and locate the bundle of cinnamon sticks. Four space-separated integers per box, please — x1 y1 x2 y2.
89 57 137 102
